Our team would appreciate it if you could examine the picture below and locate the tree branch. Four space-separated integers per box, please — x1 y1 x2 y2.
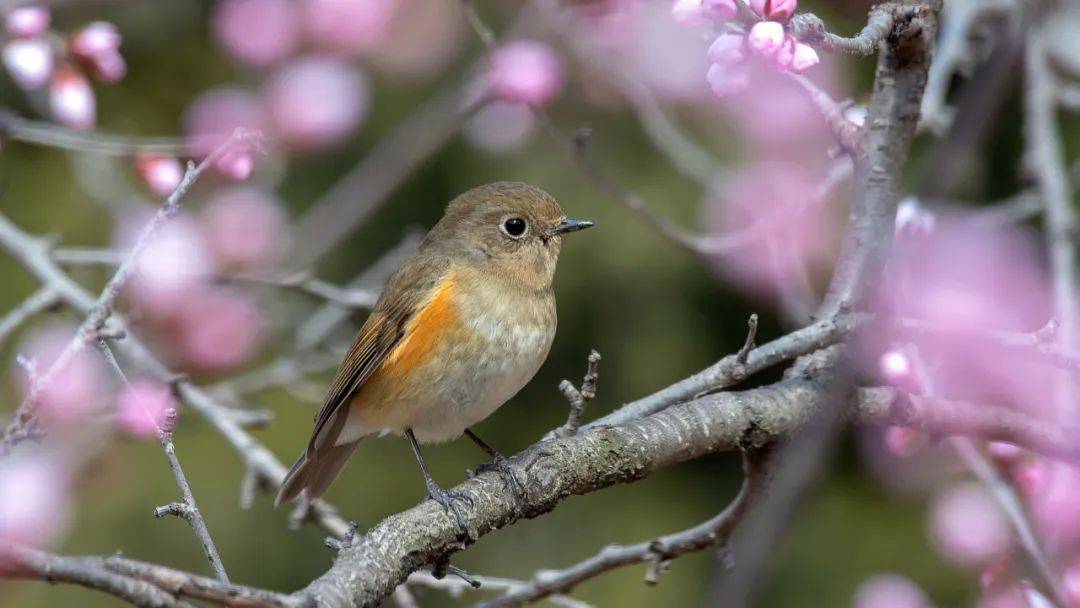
0 287 58 349
475 449 769 607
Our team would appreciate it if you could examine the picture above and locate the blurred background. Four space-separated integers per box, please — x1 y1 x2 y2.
1 0 1075 606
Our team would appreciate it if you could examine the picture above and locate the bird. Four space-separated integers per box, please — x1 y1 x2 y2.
275 182 593 529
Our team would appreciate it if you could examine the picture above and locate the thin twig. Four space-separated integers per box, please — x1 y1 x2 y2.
475 449 768 608
228 272 379 309
548 350 601 438
95 340 231 583
0 110 202 156
737 314 759 364
789 4 910 57
0 287 58 349
0 129 259 453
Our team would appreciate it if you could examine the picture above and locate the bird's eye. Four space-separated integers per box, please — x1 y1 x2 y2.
502 217 527 238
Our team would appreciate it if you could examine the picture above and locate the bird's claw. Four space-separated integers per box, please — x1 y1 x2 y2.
426 481 473 538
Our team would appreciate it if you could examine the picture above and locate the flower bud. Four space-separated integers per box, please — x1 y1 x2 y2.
750 0 797 22
707 33 745 64
49 66 95 129
487 41 564 106
789 41 819 72
2 38 53 89
706 61 749 98
747 21 785 58
135 153 184 197
5 5 50 39
702 0 737 22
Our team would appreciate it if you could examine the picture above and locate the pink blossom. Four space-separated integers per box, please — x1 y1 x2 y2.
706 61 750 98
116 379 176 439
853 574 933 608
0 457 70 547
986 442 1024 463
5 5 50 38
883 426 921 458
627 2 712 100
880 349 913 386
1012 460 1047 496
747 21 786 58
49 66 95 129
703 0 737 22
2 38 53 89
929 482 1012 567
487 41 564 107
302 0 397 55
201 186 288 271
708 162 837 299
135 153 184 197
882 219 1054 417
718 69 834 151
183 87 267 178
127 217 215 316
212 0 300 67
215 148 255 181
68 22 121 59
16 324 107 423
365 0 465 81
894 197 937 239
978 588 1031 608
1029 462 1080 544
263 57 369 152
789 42 819 72
707 33 746 64
174 289 264 371
671 0 709 26
750 0 797 22
463 101 535 154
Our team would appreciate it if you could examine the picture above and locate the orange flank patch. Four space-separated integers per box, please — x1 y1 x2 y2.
384 276 460 376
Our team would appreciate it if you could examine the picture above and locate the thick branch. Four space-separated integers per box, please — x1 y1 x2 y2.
790 4 911 57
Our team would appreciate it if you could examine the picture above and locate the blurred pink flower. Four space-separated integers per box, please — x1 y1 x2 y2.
628 1 711 100
116 379 176 439
174 289 264 371
16 324 107 423
263 57 369 152
978 588 1031 608
212 0 300 68
0 457 70 548
49 66 95 129
183 87 267 178
719 70 834 155
883 425 922 458
703 0 738 22
708 161 836 300
671 0 710 26
127 217 215 316
895 197 936 240
1011 459 1047 496
853 574 933 608
706 61 750 98
366 0 465 81
789 42 819 72
707 33 746 64
1029 462 1080 544
2 38 53 89
879 349 913 387
929 482 1012 568
135 153 184 197
5 5 50 39
201 186 289 271
487 41 564 107
69 22 120 58
881 219 1054 417
463 102 535 154
986 442 1024 463
750 0 797 22
1064 559 1080 607
302 0 397 55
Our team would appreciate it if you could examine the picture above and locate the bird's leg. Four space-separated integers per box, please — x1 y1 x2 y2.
405 429 472 537
464 428 527 506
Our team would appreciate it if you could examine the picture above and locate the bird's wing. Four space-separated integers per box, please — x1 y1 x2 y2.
306 255 452 455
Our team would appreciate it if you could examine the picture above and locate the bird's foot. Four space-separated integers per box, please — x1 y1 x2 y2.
425 480 473 539
472 453 527 509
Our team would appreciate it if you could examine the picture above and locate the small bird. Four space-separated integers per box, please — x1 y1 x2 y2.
276 182 593 526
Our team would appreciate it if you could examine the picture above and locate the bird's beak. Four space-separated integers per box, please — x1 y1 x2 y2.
554 218 595 235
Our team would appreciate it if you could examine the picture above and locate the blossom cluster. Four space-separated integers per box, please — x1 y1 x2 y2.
2 5 124 128
672 0 819 98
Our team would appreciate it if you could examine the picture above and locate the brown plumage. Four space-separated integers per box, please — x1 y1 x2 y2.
276 182 593 513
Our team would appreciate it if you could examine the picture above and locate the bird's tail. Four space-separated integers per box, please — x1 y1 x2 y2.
275 441 360 507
